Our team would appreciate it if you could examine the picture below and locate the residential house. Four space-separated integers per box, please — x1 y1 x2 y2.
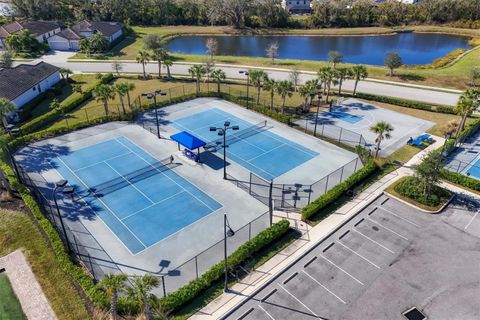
0 62 60 108
0 20 61 48
282 0 312 13
48 21 124 51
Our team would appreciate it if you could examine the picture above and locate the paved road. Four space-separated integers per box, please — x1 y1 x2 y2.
36 58 460 106
222 193 480 320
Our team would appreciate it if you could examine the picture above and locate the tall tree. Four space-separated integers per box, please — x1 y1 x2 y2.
98 274 127 320
136 50 150 79
275 80 294 114
124 82 136 108
454 88 480 133
143 34 163 51
111 61 124 76
0 50 14 68
351 65 368 96
369 121 394 158
262 76 277 109
336 66 352 96
221 0 252 28
265 42 279 64
318 67 338 103
114 82 130 114
328 51 343 69
151 48 168 78
188 64 206 95
299 79 320 112
288 68 300 92
0 98 15 121
211 68 226 96
127 274 160 320
414 151 442 197
205 37 218 61
384 51 402 76
163 58 173 80
94 84 115 116
89 32 109 53
248 69 267 104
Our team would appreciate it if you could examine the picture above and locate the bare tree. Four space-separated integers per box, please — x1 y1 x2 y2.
222 0 252 28
205 38 218 61
288 68 300 92
111 61 124 76
265 42 279 64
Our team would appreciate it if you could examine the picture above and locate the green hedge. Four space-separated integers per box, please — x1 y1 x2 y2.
394 176 451 207
301 159 378 220
440 169 480 192
159 219 290 312
353 92 455 114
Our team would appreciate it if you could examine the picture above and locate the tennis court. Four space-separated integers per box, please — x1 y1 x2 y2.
444 131 480 179
51 136 222 255
171 108 319 181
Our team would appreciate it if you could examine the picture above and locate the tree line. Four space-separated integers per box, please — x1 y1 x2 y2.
9 0 480 29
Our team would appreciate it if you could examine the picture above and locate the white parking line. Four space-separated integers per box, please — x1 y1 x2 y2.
378 207 420 228
352 229 395 254
258 305 275 320
318 254 364 286
368 218 409 241
337 241 381 269
302 270 346 304
278 284 321 318
465 210 480 230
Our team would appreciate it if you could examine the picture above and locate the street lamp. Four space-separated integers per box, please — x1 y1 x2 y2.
238 70 250 109
223 213 235 292
210 121 239 179
142 89 167 138
53 179 74 253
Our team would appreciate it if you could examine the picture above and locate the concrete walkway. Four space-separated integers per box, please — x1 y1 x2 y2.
0 250 57 320
191 137 445 319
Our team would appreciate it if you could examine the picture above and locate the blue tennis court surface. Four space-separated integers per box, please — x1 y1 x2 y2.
171 108 319 180
326 110 363 124
466 158 480 179
51 136 222 254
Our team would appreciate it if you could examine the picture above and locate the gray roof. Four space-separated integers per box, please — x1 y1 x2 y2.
0 62 59 101
71 20 123 37
0 20 60 39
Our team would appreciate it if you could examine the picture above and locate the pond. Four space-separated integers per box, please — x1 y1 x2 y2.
165 32 471 66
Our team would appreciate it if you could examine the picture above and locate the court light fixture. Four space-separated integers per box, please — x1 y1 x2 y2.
224 121 230 127
210 127 217 132
142 90 167 139
232 125 239 131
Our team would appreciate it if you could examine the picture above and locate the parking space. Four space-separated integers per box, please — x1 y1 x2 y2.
225 193 480 320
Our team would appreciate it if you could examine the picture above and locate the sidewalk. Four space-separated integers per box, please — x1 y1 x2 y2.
191 137 445 319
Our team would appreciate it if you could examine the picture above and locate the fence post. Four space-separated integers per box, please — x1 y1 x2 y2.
307 184 312 205
340 166 345 182
162 276 166 297
354 157 359 172
338 128 343 142
249 172 252 195
195 256 199 279
72 233 80 255
269 181 273 226
85 109 89 121
248 222 252 240
324 175 330 194
358 134 363 146
169 88 172 102
88 254 96 283
321 125 325 136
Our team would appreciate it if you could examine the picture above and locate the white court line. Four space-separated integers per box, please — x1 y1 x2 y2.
55 157 148 249
378 207 421 228
103 161 155 204
318 255 364 286
465 210 480 230
116 137 219 212
352 229 394 254
337 241 381 269
121 191 186 220
72 151 133 172
301 270 346 304
278 284 321 318
258 305 275 320
368 218 409 241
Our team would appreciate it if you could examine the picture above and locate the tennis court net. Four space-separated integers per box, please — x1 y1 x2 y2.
204 120 268 152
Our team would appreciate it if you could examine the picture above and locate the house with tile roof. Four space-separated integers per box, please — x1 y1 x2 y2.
0 20 61 48
0 62 60 108
47 20 124 51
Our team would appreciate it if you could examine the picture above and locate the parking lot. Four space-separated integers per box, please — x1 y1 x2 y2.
223 193 480 320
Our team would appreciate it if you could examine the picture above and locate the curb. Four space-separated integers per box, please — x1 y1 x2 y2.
384 190 455 214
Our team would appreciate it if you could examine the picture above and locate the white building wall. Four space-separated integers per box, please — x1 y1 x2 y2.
110 29 123 42
12 71 60 108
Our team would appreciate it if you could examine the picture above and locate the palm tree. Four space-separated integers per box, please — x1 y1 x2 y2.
114 82 129 114
163 58 173 80
188 64 206 96
124 82 135 108
98 274 127 320
136 50 150 79
94 84 115 116
248 70 267 105
299 79 320 112
352 65 368 96
317 66 330 96
454 89 480 134
151 48 168 79
0 98 15 121
370 121 394 158
318 67 338 104
337 67 352 96
275 80 294 114
127 274 160 320
211 68 226 96
262 76 277 110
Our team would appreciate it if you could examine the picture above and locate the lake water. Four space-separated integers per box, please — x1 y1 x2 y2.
165 32 471 66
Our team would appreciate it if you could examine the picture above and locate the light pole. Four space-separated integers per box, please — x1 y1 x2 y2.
210 121 239 179
142 89 167 139
239 70 250 109
224 213 235 292
313 92 323 137
53 180 74 253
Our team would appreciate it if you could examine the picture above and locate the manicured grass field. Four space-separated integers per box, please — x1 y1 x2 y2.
0 209 89 320
0 273 26 320
71 25 480 89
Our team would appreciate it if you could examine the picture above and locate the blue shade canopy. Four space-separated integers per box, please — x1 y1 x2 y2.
170 131 206 150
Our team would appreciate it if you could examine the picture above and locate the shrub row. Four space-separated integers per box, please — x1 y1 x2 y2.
394 176 451 207
440 168 480 192
353 92 455 114
159 219 290 312
20 73 114 134
431 48 466 68
301 159 378 221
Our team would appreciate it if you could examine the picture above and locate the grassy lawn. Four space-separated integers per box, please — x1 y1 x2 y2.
71 25 480 90
0 273 26 320
0 209 90 320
